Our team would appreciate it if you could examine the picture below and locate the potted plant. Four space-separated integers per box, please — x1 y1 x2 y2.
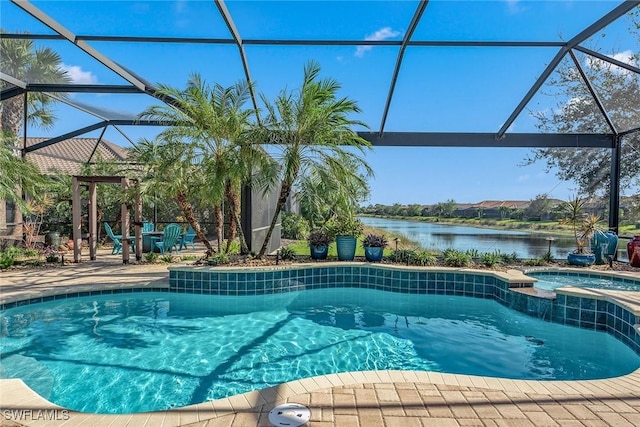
362 234 388 262
326 216 363 261
561 195 599 266
43 245 59 263
308 230 331 260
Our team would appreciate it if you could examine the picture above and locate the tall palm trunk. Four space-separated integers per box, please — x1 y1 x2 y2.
1 95 25 241
214 204 224 252
176 192 214 256
0 96 24 137
257 179 293 258
224 181 249 254
224 182 236 253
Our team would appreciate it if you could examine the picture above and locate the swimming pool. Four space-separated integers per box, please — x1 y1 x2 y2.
1 288 639 414
528 271 640 292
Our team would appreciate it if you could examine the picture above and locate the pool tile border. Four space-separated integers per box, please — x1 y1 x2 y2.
0 287 170 310
167 263 640 355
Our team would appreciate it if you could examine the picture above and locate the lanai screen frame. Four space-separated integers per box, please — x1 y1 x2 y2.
2 0 640 234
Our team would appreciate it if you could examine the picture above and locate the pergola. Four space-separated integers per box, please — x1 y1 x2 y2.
2 0 639 234
71 175 142 263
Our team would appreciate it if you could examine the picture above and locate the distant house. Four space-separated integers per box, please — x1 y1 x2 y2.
455 200 531 219
24 137 129 175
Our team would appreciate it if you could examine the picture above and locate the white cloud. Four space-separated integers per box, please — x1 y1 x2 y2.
355 27 401 58
517 175 529 182
585 50 638 75
60 64 98 84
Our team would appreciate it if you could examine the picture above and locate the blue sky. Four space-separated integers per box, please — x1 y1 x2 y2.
2 0 638 205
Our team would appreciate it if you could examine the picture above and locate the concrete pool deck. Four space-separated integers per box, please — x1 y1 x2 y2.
2 250 640 426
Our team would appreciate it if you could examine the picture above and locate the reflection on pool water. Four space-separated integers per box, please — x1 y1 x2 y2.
528 272 640 292
1 289 639 414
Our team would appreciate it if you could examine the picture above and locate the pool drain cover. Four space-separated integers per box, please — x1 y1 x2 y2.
268 403 311 426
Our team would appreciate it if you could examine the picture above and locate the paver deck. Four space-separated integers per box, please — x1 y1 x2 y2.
2 248 640 426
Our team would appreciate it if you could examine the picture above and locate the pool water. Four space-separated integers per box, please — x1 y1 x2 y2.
1 289 639 414
529 272 640 292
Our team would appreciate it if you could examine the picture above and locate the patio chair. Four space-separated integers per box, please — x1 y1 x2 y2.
179 225 197 250
152 223 182 255
103 222 134 255
142 221 155 232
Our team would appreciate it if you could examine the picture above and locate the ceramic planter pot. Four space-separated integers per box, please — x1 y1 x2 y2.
628 235 640 267
336 236 357 261
591 230 618 265
567 252 596 267
364 246 383 262
310 244 328 260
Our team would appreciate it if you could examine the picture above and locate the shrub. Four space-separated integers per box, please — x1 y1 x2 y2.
500 251 519 265
308 230 331 246
160 254 174 263
145 252 159 263
207 253 230 266
524 257 547 266
480 251 502 268
540 252 555 263
412 250 437 266
0 251 16 269
279 246 296 260
388 249 415 264
281 213 310 240
465 248 479 258
362 234 388 248
442 248 471 267
23 248 39 257
325 216 364 239
226 240 241 255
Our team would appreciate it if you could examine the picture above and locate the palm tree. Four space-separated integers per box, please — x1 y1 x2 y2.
1 31 70 239
0 132 46 213
0 31 71 137
297 158 371 230
130 136 217 255
560 194 589 253
253 60 373 258
135 75 273 255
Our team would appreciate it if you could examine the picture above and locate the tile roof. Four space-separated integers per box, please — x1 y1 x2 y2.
24 137 129 175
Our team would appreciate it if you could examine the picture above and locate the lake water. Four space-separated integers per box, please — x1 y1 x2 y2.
359 217 576 260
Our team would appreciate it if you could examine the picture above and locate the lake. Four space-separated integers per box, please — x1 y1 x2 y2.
359 216 576 260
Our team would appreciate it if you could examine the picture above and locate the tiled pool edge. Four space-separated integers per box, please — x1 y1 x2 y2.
4 368 640 427
168 263 640 355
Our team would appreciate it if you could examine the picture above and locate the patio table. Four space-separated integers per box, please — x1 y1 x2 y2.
142 231 164 253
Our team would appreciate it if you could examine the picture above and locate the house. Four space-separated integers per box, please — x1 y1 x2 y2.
1 137 129 243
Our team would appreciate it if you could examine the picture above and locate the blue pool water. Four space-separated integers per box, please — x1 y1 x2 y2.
1 289 639 414
529 272 640 292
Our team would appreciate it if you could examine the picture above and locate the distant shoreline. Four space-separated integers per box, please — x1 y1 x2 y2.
358 214 576 238
359 214 639 239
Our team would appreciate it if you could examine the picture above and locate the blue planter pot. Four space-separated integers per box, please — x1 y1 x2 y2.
364 246 383 262
567 252 596 266
591 231 619 264
336 236 357 261
310 244 328 260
